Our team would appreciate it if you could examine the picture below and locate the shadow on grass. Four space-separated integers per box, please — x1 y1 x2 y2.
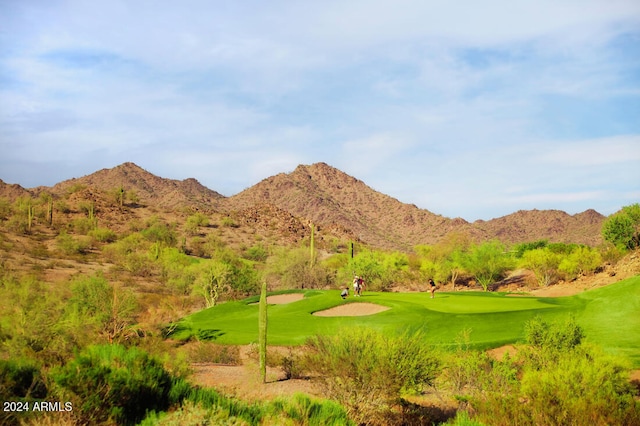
196 329 226 341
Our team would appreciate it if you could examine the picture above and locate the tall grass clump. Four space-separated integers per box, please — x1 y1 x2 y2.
304 328 441 425
267 393 354 425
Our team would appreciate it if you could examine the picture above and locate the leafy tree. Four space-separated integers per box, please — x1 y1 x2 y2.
461 240 513 291
267 247 331 289
602 203 640 250
68 274 139 344
191 255 259 307
338 249 401 291
416 232 470 288
0 275 68 364
519 248 560 287
512 239 548 258
558 246 602 280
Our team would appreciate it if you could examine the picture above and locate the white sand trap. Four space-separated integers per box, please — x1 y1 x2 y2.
313 302 390 317
266 294 304 304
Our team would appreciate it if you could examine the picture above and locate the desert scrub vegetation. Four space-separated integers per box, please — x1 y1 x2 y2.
443 316 640 426
303 328 441 425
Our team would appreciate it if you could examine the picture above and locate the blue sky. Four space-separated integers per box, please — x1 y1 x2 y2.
1 0 639 221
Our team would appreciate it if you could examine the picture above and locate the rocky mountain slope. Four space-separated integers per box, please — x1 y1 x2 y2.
47 162 225 211
0 162 606 250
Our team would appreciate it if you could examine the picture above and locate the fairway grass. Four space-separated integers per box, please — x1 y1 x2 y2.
173 276 640 366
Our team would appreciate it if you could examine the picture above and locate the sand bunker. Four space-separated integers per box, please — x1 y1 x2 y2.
266 294 305 304
313 303 390 317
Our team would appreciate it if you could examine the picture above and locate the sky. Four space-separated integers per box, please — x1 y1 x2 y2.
1 1 639 221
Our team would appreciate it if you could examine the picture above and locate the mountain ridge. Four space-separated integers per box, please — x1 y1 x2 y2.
0 162 606 249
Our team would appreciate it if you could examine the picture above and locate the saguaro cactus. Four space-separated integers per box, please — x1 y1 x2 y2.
309 222 316 268
259 280 268 383
27 202 34 233
47 196 53 226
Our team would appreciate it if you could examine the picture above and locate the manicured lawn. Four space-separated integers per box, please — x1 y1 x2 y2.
172 276 640 366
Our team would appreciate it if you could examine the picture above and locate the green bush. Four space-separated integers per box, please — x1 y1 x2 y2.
56 231 90 255
51 344 179 425
602 203 640 250
558 246 602 280
461 317 640 426
519 248 560 286
142 221 177 246
0 359 47 399
185 212 209 235
304 328 441 425
89 227 118 243
267 393 354 426
520 348 640 426
244 244 268 261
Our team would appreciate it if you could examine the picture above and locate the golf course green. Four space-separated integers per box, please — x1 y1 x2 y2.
173 275 640 366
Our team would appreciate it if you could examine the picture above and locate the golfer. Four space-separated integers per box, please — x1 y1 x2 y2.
429 279 436 299
341 287 349 299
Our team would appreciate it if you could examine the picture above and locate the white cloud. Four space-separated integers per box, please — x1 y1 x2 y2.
536 135 640 166
1 0 638 221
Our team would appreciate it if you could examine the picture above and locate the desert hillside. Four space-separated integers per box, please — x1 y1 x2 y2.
1 162 605 250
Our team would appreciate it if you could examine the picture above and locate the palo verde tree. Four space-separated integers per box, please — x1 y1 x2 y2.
462 240 513 291
519 248 561 287
602 203 640 250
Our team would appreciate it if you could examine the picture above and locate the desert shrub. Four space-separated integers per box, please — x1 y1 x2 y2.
0 359 49 425
185 212 209 235
558 245 602 280
71 217 96 234
56 230 90 255
157 247 197 294
50 344 179 425
54 199 70 214
598 242 626 265
220 216 238 228
521 315 584 368
0 359 47 400
0 275 70 364
266 393 354 426
244 243 268 261
68 274 139 344
5 214 29 233
0 197 11 221
89 226 118 243
518 248 560 286
142 221 177 246
140 401 252 426
102 233 156 276
519 347 640 426
460 317 640 426
184 341 241 364
304 328 441 425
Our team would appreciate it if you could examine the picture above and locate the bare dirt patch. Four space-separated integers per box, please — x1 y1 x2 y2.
190 345 322 401
313 302 390 317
